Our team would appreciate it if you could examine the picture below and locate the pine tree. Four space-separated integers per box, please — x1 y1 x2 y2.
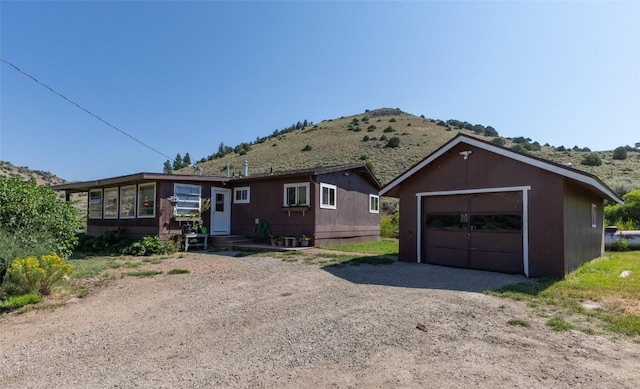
173 153 183 170
163 160 173 174
183 153 192 167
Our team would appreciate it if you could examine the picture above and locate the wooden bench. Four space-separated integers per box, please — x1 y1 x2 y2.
183 233 208 251
282 236 298 247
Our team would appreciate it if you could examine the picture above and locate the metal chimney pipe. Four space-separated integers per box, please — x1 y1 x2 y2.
226 162 231 177
243 161 248 176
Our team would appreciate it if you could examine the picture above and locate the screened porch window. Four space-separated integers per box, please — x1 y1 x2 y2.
173 183 202 216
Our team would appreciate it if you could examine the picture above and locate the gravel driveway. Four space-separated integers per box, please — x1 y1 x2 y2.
1 253 639 388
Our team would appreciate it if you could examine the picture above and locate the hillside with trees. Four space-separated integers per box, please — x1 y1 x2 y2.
172 108 639 196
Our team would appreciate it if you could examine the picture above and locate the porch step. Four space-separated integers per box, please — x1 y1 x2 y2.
208 235 254 250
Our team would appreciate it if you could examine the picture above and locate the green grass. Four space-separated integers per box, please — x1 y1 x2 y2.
486 252 640 337
69 257 121 279
125 270 163 278
0 292 42 311
507 318 531 328
320 239 399 255
167 268 190 275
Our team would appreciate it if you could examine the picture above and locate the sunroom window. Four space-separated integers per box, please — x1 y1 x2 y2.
88 189 102 219
283 183 309 206
119 185 136 219
138 183 156 218
103 187 119 219
173 183 202 216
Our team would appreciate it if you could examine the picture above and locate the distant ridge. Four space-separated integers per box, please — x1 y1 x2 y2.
0 160 66 186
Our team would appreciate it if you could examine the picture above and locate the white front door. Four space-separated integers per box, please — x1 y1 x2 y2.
210 187 231 235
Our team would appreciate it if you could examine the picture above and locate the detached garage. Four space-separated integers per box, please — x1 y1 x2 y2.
380 134 622 278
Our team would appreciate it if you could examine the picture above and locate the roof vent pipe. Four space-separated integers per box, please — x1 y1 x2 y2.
226 162 231 178
243 161 249 176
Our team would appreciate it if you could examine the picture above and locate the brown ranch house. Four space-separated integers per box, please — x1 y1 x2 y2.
54 163 382 248
380 134 623 278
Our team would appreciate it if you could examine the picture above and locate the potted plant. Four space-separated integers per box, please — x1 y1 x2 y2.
276 236 285 246
269 234 278 246
299 234 311 247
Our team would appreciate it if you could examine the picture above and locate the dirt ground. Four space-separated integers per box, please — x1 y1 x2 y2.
1 252 639 388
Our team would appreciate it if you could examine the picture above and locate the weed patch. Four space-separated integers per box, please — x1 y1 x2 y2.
167 269 190 275
125 270 163 278
507 318 530 328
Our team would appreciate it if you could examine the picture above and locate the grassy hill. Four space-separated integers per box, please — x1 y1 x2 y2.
182 108 639 195
0 161 66 186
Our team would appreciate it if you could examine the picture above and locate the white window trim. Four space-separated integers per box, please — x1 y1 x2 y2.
369 194 380 214
88 189 103 219
119 185 137 219
173 183 201 216
137 183 156 219
283 182 310 207
103 187 119 219
591 204 597 228
320 183 337 210
234 186 251 204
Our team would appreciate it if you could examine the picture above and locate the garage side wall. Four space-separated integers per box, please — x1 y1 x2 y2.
563 180 605 274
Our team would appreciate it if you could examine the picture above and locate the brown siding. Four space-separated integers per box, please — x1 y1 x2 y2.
229 176 315 241
393 144 568 277
314 170 380 246
563 180 604 274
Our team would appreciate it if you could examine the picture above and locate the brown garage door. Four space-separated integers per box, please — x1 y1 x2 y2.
422 192 523 274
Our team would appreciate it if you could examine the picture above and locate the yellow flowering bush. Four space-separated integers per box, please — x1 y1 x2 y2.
5 254 72 295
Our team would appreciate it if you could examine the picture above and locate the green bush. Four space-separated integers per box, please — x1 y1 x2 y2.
613 146 628 160
389 118 396 122
491 137 506 147
380 212 399 238
121 236 178 256
0 177 78 259
581 153 602 166
302 145 313 152
362 135 370 142
0 292 42 311
385 137 401 148
383 126 395 133
605 189 640 229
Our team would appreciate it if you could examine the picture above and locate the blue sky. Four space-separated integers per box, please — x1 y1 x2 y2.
1 1 638 182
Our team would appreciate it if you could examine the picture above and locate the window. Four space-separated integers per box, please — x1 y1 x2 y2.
137 183 156 218
173 183 201 216
103 187 119 219
120 185 136 219
591 204 597 228
88 189 102 219
320 183 337 209
425 213 522 231
234 186 250 204
283 183 310 207
426 213 468 230
369 194 380 214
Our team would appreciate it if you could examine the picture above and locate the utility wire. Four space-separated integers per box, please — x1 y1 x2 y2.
0 57 174 162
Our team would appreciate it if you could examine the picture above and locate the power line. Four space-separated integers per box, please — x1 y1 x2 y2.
0 57 174 162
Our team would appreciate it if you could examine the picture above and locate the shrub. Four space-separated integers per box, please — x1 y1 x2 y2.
556 146 566 151
121 236 177 256
613 146 628 160
581 153 602 166
302 145 313 151
383 126 395 133
385 137 401 148
605 189 640 229
389 118 396 122
380 212 399 238
0 292 42 311
5 254 72 296
0 177 78 259
380 134 388 141
362 135 370 142
491 137 506 147
367 125 377 131
511 144 527 153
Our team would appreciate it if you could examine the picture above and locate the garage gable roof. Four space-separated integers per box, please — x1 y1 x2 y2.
379 134 623 204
